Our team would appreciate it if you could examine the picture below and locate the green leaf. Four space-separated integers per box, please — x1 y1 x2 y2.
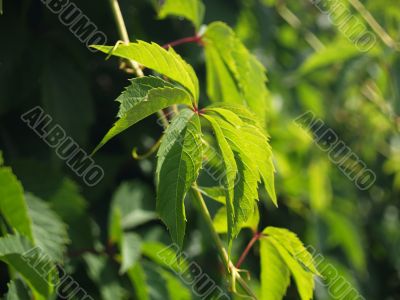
0 166 33 241
260 227 318 300
240 124 277 206
0 235 56 298
156 109 203 247
92 41 199 102
213 201 259 234
210 104 277 205
203 22 270 123
84 254 126 300
197 186 226 204
210 113 259 237
202 114 237 249
93 83 193 154
109 181 157 233
5 279 31 300
263 227 319 275
128 262 150 300
120 232 142 274
323 211 366 272
260 238 290 300
26 193 69 262
141 241 189 274
157 0 205 30
116 76 175 118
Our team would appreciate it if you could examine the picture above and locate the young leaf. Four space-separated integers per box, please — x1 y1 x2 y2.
156 109 202 247
92 41 199 102
0 235 56 298
202 114 237 249
157 0 205 31
0 166 33 241
203 22 270 123
260 238 290 300
93 83 192 154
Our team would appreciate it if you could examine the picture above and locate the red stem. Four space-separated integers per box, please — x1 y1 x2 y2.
162 35 203 49
236 232 262 269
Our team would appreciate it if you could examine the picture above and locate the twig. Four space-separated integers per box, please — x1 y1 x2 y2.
236 232 262 269
190 185 258 299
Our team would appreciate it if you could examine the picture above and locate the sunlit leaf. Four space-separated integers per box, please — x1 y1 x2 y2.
157 0 205 30
157 109 203 247
92 41 199 101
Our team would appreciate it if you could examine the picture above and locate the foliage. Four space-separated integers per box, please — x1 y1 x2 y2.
0 0 399 299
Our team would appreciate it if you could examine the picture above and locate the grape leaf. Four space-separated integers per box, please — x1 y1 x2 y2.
203 22 270 123
156 109 203 247
157 0 205 30
92 41 199 102
93 83 192 154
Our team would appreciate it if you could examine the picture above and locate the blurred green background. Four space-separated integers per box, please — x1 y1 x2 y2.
0 0 399 299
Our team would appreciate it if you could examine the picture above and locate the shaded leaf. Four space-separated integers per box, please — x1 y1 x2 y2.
26 193 69 262
0 235 56 298
0 166 33 241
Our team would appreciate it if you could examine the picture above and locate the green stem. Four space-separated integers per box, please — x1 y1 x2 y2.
107 0 170 128
190 185 258 299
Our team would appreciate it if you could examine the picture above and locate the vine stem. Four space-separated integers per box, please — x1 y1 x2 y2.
108 0 169 128
190 186 258 299
162 35 203 49
236 232 262 269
